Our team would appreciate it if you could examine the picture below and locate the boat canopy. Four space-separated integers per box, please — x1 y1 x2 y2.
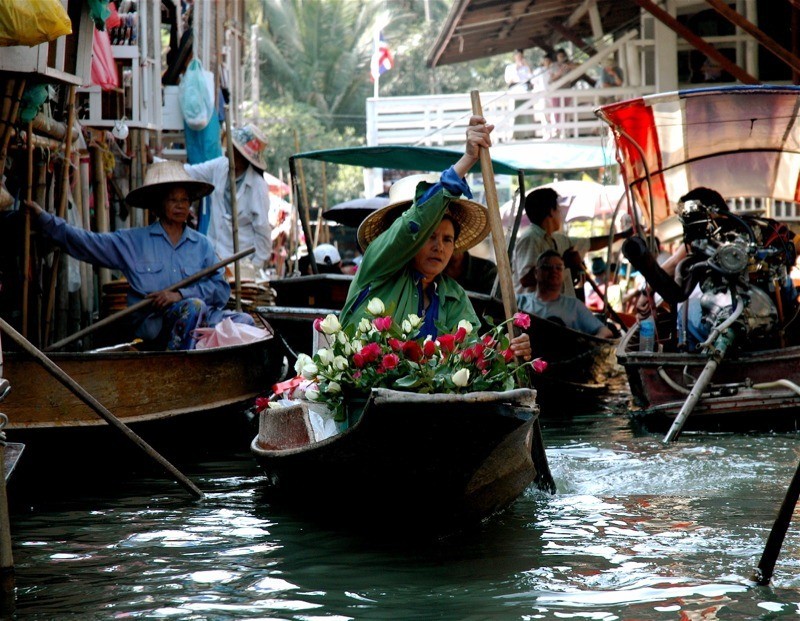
290 143 615 176
597 86 800 226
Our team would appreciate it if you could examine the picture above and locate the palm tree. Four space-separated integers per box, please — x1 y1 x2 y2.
257 0 382 132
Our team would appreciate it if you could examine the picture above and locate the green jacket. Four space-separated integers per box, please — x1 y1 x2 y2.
340 185 479 333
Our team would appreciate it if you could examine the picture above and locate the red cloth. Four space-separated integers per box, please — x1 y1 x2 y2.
90 28 119 90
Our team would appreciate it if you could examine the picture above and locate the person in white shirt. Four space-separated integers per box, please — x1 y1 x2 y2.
184 124 272 274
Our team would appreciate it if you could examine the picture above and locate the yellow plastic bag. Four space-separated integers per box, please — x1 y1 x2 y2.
0 0 72 47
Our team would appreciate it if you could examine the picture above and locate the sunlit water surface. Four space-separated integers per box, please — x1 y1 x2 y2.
6 379 800 620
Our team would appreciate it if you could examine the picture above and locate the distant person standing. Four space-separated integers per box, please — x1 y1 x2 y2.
598 56 624 104
184 124 272 277
504 49 533 92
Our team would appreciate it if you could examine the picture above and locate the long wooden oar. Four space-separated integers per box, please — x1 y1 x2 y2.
754 454 800 585
45 247 255 351
470 90 555 494
0 317 203 499
223 106 242 311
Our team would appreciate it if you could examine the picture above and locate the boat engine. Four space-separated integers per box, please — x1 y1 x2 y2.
675 198 795 347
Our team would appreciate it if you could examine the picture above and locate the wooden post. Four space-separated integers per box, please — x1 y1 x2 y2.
44 86 77 345
22 122 34 338
90 144 111 289
223 106 242 311
0 440 13 613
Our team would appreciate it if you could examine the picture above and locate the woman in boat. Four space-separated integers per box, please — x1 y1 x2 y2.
339 115 533 359
25 161 254 350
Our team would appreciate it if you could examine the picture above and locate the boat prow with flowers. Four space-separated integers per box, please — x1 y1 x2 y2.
250 298 554 532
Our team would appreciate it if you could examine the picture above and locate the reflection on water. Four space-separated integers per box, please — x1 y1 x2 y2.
6 395 800 619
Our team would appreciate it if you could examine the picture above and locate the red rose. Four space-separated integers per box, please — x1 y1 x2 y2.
513 312 531 330
423 339 436 357
501 348 515 362
388 338 403 351
481 334 497 348
382 353 400 370
437 334 456 353
533 357 548 373
353 352 366 368
461 346 476 362
361 342 381 363
402 340 423 362
454 327 467 343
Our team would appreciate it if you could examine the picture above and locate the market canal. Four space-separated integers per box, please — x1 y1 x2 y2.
6 377 800 619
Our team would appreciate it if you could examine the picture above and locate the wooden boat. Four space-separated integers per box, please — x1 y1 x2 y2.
597 86 800 431
3 443 23 482
250 387 553 533
523 312 618 410
1 337 284 433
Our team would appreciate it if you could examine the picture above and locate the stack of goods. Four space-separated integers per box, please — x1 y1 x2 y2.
101 278 129 318
226 279 277 312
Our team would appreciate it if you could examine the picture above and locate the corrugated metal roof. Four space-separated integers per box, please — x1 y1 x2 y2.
427 0 639 67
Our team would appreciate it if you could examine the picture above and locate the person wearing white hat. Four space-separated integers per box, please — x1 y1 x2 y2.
25 161 255 350
184 124 272 273
338 115 532 360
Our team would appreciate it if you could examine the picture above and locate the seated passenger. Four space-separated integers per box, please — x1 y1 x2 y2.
444 249 498 294
339 115 532 358
26 161 254 350
516 250 614 338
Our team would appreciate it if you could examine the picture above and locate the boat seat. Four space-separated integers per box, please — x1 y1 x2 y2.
257 402 314 450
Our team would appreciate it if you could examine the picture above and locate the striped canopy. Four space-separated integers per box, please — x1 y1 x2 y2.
596 86 800 226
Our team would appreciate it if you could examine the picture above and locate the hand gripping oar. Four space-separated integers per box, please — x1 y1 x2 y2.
45 247 255 352
754 453 800 585
470 91 555 494
0 317 203 499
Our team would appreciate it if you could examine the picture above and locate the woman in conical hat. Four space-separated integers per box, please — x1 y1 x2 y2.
339 115 532 360
26 161 255 350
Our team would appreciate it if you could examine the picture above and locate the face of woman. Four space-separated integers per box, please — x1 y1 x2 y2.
160 187 192 226
412 219 456 283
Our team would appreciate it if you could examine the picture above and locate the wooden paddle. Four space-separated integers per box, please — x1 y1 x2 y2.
470 91 555 494
754 454 800 584
0 317 203 500
45 247 256 352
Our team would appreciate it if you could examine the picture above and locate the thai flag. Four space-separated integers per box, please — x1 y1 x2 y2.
370 33 394 82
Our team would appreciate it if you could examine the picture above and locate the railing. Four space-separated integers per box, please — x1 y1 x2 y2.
366 85 653 147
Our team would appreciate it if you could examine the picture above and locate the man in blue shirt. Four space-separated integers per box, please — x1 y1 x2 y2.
26 161 254 350
517 250 613 338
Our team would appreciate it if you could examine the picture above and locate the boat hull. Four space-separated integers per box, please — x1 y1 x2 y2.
2 337 283 430
617 324 800 430
251 388 548 532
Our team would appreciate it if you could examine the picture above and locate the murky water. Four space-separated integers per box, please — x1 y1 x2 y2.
6 381 800 620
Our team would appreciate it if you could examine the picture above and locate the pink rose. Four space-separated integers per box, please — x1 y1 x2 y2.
513 312 531 330
313 317 324 333
373 316 393 332
532 357 548 373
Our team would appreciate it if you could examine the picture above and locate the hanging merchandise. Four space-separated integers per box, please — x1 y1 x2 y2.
18 84 49 124
179 59 215 131
0 0 72 47
90 27 120 90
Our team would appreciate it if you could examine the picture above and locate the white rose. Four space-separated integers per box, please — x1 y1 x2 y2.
452 368 470 387
294 353 313 376
367 298 385 316
407 314 422 329
337 331 348 344
316 348 334 365
305 386 320 401
358 318 372 334
328 381 341 393
320 314 341 335
401 320 412 334
267 402 282 409
333 356 349 371
457 320 474 335
301 362 318 379
343 342 352 356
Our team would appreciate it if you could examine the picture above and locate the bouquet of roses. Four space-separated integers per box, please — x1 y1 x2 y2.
285 297 547 422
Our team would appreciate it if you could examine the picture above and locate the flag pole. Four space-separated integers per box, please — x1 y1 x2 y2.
373 28 380 99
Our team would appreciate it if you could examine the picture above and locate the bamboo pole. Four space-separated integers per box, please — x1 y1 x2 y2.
0 79 24 168
470 90 556 495
0 317 204 500
223 106 242 311
43 86 77 345
90 144 111 289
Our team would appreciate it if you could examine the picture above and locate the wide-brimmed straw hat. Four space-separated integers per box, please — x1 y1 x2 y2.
357 173 489 252
126 161 214 208
231 124 268 171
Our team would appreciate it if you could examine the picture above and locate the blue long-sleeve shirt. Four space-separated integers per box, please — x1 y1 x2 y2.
37 211 231 340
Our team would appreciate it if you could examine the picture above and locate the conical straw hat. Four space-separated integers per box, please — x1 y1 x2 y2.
357 173 489 252
125 161 213 208
231 124 268 171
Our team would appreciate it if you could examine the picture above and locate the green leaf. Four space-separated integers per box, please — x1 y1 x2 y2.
394 374 421 388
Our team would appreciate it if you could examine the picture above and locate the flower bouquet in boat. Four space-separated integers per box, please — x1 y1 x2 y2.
258 296 547 429
249 298 554 530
